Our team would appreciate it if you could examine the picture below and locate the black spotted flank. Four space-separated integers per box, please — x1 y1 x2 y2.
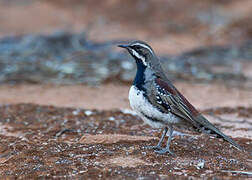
156 95 171 111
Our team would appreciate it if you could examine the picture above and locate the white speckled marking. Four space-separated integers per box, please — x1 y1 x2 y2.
128 86 181 128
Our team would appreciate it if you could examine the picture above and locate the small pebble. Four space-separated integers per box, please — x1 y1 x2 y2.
85 110 93 116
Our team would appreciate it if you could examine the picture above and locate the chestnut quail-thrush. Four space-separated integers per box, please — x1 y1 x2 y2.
118 41 243 154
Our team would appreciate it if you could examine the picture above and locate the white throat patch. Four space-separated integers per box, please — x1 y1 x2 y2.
131 49 148 66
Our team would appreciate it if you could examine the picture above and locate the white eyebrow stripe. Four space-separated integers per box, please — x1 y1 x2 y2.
131 43 154 55
131 49 147 66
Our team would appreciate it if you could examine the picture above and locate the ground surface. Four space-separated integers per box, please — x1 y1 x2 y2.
0 103 251 179
0 0 252 179
0 82 252 110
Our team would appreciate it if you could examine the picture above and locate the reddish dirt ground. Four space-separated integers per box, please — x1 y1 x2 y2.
0 0 252 178
0 83 251 178
0 104 251 179
0 83 251 110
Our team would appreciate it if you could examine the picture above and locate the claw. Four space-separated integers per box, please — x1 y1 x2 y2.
155 148 175 155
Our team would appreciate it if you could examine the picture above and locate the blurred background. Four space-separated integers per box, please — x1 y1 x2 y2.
1 1 252 178
0 0 251 109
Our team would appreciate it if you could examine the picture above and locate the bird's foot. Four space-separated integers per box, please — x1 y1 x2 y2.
145 145 162 150
155 148 175 155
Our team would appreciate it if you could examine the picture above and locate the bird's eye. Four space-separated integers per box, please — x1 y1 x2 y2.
134 46 140 50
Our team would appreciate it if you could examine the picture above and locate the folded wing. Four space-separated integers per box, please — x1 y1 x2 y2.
152 78 243 151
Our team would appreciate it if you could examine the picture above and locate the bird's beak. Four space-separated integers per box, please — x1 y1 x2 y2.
118 44 129 49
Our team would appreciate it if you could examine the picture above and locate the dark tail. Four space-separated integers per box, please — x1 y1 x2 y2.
195 115 243 151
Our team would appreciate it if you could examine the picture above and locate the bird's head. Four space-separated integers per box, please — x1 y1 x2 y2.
118 41 155 67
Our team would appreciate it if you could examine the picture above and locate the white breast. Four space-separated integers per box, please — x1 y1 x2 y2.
128 86 180 128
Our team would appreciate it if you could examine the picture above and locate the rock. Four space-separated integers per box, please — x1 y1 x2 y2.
0 32 251 84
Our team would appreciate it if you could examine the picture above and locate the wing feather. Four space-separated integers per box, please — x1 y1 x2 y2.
153 78 200 128
152 78 243 150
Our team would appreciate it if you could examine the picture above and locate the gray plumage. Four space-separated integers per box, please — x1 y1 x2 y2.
118 41 243 154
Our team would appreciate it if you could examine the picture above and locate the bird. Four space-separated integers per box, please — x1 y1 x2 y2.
118 40 243 154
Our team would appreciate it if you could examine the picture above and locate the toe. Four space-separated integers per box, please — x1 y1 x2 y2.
155 148 175 155
145 145 162 150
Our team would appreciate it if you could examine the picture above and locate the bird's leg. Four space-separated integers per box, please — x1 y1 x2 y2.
155 125 174 155
155 127 168 148
146 127 168 150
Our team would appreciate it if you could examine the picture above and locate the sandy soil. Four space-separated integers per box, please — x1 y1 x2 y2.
1 82 251 139
0 0 251 178
0 104 251 179
0 83 251 110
